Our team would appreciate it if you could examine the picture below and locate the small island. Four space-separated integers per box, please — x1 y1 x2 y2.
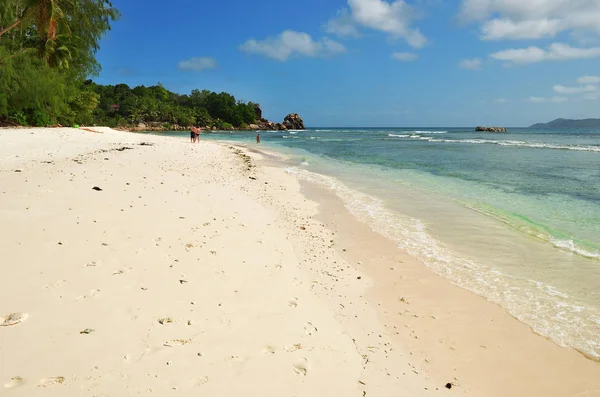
530 118 600 129
475 126 507 132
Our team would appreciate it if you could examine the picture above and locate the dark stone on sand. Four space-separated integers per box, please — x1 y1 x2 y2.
445 383 453 389
92 186 103 191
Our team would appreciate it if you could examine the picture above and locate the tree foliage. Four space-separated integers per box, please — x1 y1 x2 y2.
0 0 119 125
0 2 257 129
90 83 257 128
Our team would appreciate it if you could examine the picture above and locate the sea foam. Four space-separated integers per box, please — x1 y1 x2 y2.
285 166 600 360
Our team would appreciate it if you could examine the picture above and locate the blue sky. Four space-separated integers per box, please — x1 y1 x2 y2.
95 0 600 127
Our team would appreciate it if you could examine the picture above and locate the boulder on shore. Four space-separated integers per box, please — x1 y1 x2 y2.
275 122 287 131
283 113 305 130
475 126 507 132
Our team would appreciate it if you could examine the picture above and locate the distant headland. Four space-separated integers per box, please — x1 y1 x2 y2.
530 118 600 129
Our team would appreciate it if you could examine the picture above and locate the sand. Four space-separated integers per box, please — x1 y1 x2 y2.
0 127 599 396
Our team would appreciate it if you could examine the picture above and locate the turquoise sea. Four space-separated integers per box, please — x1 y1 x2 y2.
156 127 600 360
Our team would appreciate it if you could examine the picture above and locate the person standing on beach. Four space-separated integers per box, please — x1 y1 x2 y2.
256 133 260 144
196 127 201 143
190 127 196 143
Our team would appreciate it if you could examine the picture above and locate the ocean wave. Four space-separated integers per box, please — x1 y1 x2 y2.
285 166 600 359
412 130 448 134
388 134 410 138
465 204 600 260
411 137 600 152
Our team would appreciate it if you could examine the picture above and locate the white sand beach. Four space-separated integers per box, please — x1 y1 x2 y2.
1 127 599 397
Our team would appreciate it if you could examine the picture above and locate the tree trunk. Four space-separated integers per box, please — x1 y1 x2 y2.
0 18 23 38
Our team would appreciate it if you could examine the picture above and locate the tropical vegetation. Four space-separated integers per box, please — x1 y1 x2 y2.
0 1 257 129
88 83 259 130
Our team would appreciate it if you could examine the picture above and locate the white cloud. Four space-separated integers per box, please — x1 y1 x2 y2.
240 31 346 61
553 84 597 94
527 96 568 103
325 8 361 37
177 57 218 71
459 0 600 41
481 19 562 40
490 43 600 65
391 52 418 61
326 0 427 48
494 98 507 103
578 76 600 84
458 58 483 70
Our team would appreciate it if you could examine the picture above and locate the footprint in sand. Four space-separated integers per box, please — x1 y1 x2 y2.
76 289 100 301
284 344 303 352
292 358 309 376
262 346 276 355
4 377 25 388
44 280 65 289
288 298 298 308
164 339 192 347
38 377 65 387
1 312 28 327
304 322 318 336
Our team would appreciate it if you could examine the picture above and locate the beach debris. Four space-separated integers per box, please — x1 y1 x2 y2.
249 176 257 180
4 376 25 388
164 339 191 347
139 142 154 146
39 377 65 387
112 270 124 275
179 279 188 284
92 186 102 191
285 344 303 352
357 276 362 280
1 312 28 327
79 328 94 334
445 383 453 389
158 317 174 325
300 226 306 230
14 169 22 173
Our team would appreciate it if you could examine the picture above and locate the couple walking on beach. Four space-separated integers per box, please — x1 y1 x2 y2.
190 127 201 143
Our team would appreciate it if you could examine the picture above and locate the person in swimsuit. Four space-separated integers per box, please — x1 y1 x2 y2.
196 127 201 143
256 133 260 144
191 127 196 143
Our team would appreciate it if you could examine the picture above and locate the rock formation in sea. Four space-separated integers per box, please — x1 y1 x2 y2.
249 112 306 131
253 104 263 121
283 113 305 130
475 126 507 132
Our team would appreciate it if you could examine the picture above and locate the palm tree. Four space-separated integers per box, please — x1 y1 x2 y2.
43 33 71 69
0 0 72 40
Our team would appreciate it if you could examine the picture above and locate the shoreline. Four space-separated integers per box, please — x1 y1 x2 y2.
1 127 599 396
